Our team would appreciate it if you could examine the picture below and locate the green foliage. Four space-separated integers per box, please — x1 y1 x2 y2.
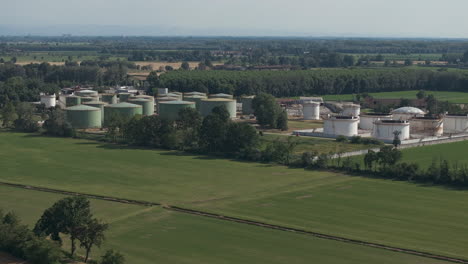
252 93 287 129
1 101 17 127
77 218 109 263
43 109 75 137
100 250 125 264
199 106 230 152
335 135 348 142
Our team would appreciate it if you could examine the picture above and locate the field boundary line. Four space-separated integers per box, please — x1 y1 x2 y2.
164 206 468 264
0 182 160 206
2 181 468 263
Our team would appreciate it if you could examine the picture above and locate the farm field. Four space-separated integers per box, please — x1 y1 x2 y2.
260 133 371 154
2 132 468 259
0 185 447 264
323 90 468 103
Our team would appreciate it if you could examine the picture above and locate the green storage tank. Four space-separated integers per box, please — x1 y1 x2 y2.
200 98 237 118
80 96 95 103
184 91 206 98
240 96 255 115
75 90 98 98
101 94 117 104
128 98 155 116
118 93 131 102
165 93 183 100
83 101 108 122
183 95 206 111
104 102 142 124
65 105 101 129
208 93 234 99
159 101 195 121
66 95 81 107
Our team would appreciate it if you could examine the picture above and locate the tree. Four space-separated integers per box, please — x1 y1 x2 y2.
43 109 75 137
181 61 190 70
176 108 202 150
101 250 125 264
416 90 426 99
77 219 108 263
404 59 413 66
392 130 402 148
224 122 259 153
277 110 288 131
1 101 17 127
165 65 174 71
34 196 92 257
200 106 230 152
252 93 281 128
425 94 438 115
364 150 378 171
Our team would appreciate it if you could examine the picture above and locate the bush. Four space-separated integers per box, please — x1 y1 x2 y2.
13 118 39 132
335 135 348 142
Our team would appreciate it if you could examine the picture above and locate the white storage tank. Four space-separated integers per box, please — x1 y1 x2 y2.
40 94 56 108
391 107 425 120
342 104 360 117
359 113 393 130
302 101 320 120
323 116 359 137
444 114 468 133
410 117 444 136
372 120 410 141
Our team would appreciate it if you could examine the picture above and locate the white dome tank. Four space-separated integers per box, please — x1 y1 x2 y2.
302 101 320 120
444 114 468 133
342 104 360 117
372 120 410 141
40 94 56 108
359 113 393 130
391 107 425 120
323 116 359 137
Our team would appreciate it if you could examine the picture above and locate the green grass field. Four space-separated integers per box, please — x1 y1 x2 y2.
2 132 468 260
323 90 468 103
0 185 447 264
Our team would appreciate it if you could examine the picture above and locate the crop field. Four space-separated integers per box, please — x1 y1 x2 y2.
2 132 468 260
351 53 446 61
323 90 468 103
260 134 371 154
0 185 448 264
398 140 468 168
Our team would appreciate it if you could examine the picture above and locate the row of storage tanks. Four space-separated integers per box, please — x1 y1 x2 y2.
64 89 251 129
303 101 468 141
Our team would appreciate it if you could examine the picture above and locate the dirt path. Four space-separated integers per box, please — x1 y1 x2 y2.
1 181 467 263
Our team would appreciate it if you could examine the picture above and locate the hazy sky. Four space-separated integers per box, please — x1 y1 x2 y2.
2 0 468 37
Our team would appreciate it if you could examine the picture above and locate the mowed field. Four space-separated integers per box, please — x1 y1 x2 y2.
2 132 468 260
323 90 468 103
398 140 468 168
0 185 447 264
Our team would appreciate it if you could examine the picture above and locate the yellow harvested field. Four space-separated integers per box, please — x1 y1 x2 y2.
15 61 65 66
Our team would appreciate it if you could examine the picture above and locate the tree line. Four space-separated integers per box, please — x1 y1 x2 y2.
1 196 125 264
155 68 468 97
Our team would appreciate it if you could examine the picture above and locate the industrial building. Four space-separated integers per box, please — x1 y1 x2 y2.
444 114 468 133
302 101 320 120
359 113 393 130
200 98 237 118
65 105 102 129
323 116 359 137
372 120 410 141
158 101 196 120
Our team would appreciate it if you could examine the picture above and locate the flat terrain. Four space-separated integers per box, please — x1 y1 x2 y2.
2 132 468 260
0 185 447 264
399 140 468 168
323 90 468 103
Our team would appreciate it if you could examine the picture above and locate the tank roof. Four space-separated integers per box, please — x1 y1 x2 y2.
377 120 409 124
392 107 425 114
342 103 360 108
67 95 81 98
105 102 142 108
159 100 195 105
129 98 152 102
184 95 207 99
202 98 235 102
78 89 96 93
361 113 392 116
211 93 232 96
83 101 108 105
66 105 100 111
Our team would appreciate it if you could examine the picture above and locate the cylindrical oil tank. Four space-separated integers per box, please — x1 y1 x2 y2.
165 93 183 100
240 96 255 115
323 116 359 137
118 93 131 102
131 95 155 102
101 94 117 104
183 95 207 111
158 88 168 96
66 95 81 107
80 97 95 103
444 114 468 133
359 113 393 130
200 98 237 118
372 120 410 141
104 102 142 124
302 101 320 120
83 101 108 122
391 107 425 120
342 104 360 117
410 117 444 136
184 91 206 98
209 93 234 99
75 90 98 98
128 98 155 116
40 94 56 108
65 105 101 129
159 101 196 120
